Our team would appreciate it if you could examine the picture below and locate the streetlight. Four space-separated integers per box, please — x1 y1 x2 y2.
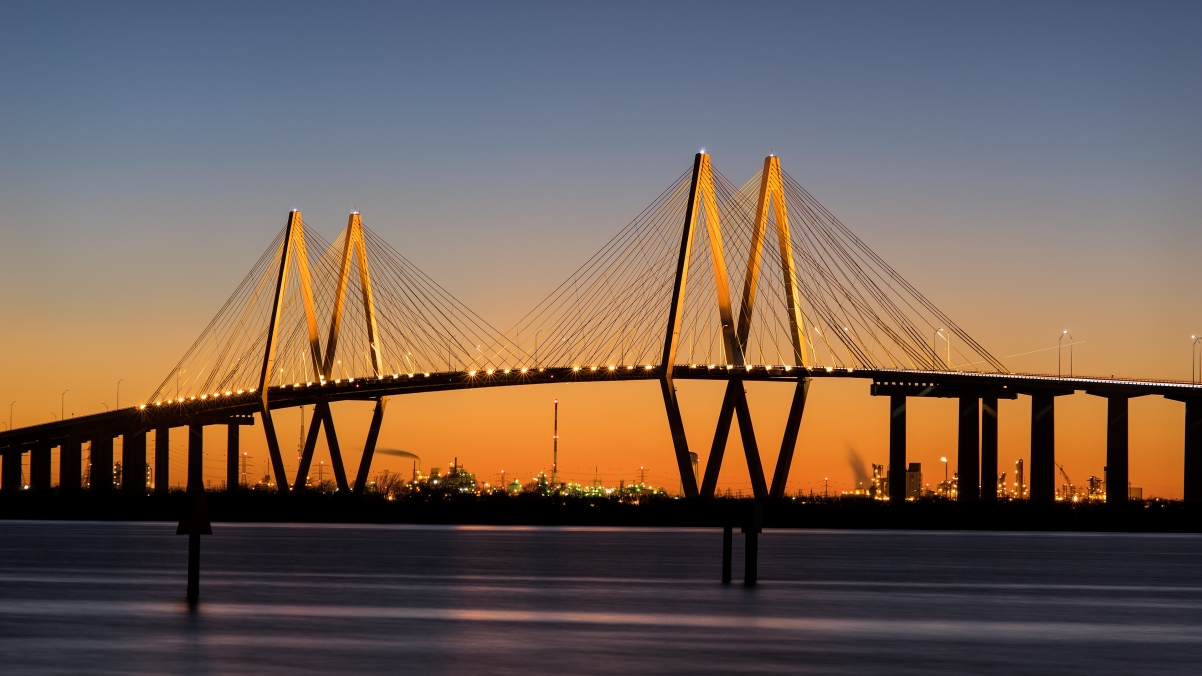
933 329 948 369
1193 335 1201 384
1059 331 1074 377
941 457 948 482
116 379 124 409
61 390 68 422
8 401 14 430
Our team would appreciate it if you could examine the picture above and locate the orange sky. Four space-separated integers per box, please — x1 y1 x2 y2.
2 5 1199 498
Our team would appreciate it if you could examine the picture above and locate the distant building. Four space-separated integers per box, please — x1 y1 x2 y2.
906 463 922 498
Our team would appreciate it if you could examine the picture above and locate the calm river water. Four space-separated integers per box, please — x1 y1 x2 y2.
1 521 1200 674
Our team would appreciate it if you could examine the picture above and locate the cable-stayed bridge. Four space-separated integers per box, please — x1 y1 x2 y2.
3 154 1201 504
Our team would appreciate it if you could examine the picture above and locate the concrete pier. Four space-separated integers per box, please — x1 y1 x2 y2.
188 425 204 492
226 424 240 491
1 447 20 490
889 395 906 503
91 433 114 492
957 397 979 501
155 427 170 495
30 440 51 490
1186 400 1202 502
981 397 998 501
1106 397 1129 504
122 430 146 494
1030 395 1056 503
60 436 82 490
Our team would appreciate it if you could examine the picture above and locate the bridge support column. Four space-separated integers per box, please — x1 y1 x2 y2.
659 378 699 498
123 430 146 495
321 404 350 492
1185 400 1202 502
296 404 324 490
60 436 82 491
1030 394 1056 503
155 427 170 495
1106 397 1129 504
1 447 20 490
355 397 388 492
769 378 810 499
701 382 739 498
981 397 998 501
958 397 979 502
91 434 114 492
889 395 906 503
260 407 290 492
31 440 52 490
188 425 204 492
226 424 240 491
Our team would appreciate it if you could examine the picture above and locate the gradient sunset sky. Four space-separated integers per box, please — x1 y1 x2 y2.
1 2 1199 496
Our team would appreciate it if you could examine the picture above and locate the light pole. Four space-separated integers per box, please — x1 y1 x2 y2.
1192 334 1202 382
1059 331 1073 377
61 390 68 422
116 379 124 409
8 401 14 430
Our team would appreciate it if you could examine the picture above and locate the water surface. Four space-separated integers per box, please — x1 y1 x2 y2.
1 521 1200 674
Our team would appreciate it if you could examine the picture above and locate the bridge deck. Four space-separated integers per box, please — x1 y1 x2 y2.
2 365 1199 447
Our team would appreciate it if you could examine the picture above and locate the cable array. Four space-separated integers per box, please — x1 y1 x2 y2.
150 155 1005 404
149 217 509 402
497 158 1007 373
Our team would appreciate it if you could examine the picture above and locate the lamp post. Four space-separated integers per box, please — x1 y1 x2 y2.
61 391 68 422
933 329 948 369
1192 334 1202 382
8 401 14 430
116 379 124 409
1059 331 1074 377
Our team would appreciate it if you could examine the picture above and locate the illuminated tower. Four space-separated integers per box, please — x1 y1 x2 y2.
1015 458 1026 498
552 399 559 487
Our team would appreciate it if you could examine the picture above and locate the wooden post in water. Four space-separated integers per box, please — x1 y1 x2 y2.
177 489 212 605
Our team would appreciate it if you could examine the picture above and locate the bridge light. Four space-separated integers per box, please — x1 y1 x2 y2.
334 379 340 384
486 369 494 375
573 366 580 371
237 390 244 394
521 368 528 374
408 373 414 378
225 391 232 396
424 373 430 377
784 366 791 372
708 364 715 369
608 365 615 371
644 365 652 370
826 367 834 372
139 405 146 410
249 388 255 393
155 401 161 406
590 366 597 371
469 370 477 376
504 369 511 374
